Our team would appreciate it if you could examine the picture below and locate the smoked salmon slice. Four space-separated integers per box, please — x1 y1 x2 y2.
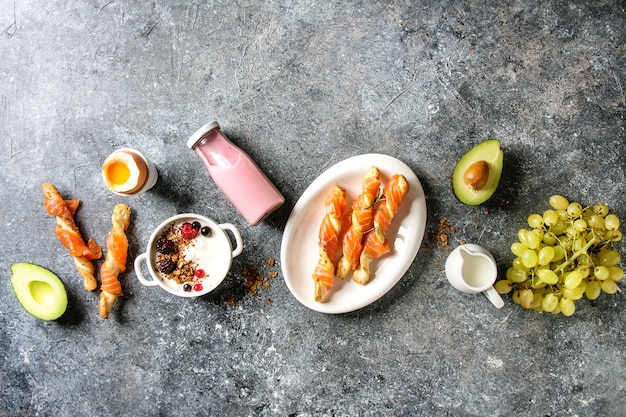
99 203 131 319
336 166 380 279
42 183 102 291
353 173 409 285
312 185 347 302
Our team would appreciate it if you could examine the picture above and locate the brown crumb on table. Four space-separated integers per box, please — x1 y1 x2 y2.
225 258 279 307
427 217 456 251
424 217 457 272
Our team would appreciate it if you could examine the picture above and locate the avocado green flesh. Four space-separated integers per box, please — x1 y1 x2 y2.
10 262 68 321
452 139 503 206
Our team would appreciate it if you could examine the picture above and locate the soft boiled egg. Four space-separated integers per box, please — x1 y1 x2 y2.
102 150 148 194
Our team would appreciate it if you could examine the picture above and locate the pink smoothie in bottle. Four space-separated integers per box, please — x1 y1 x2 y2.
187 121 284 225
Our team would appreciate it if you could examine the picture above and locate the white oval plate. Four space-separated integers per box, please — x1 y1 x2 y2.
280 154 427 314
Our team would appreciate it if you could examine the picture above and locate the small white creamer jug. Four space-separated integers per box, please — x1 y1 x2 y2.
445 243 504 308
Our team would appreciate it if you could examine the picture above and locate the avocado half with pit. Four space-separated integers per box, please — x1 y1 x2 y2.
452 139 503 206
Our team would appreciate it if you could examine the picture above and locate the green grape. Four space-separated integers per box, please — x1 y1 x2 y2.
578 265 590 279
600 279 618 294
594 203 609 217
588 215 605 229
506 267 528 283
564 270 583 289
532 293 544 310
543 231 557 245
526 230 542 249
609 229 622 242
519 289 534 309
543 210 558 227
541 293 559 312
567 202 582 218
549 195 569 210
511 242 528 257
594 266 610 281
585 280 601 300
559 298 576 316
565 225 577 238
551 302 562 315
563 286 583 300
512 290 521 304
537 268 558 285
518 229 529 245
600 250 620 266
551 221 567 235
538 246 555 266
561 237 573 251
512 257 529 271
574 237 587 251
608 266 624 281
605 214 620 231
495 280 512 294
521 249 538 268
528 213 544 229
573 219 587 232
552 245 565 262
577 253 591 266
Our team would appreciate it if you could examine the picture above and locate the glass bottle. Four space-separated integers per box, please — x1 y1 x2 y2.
187 121 284 225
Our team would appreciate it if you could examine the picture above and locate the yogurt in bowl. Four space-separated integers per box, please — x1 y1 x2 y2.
134 214 243 297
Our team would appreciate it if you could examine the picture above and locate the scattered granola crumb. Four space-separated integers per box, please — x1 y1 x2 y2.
427 217 456 251
225 257 279 307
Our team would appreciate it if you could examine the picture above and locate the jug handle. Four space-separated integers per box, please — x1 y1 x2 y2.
220 223 244 258
483 286 504 309
134 253 159 287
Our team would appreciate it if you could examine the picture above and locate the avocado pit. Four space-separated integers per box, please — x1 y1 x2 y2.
463 160 490 190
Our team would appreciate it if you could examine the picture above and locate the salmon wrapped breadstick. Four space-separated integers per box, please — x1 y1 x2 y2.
353 173 409 285
99 204 131 319
336 166 381 279
312 185 347 302
42 183 102 291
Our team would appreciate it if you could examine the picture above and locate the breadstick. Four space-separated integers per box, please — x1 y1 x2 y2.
353 174 409 285
42 183 102 291
312 185 346 302
336 166 380 279
99 204 131 319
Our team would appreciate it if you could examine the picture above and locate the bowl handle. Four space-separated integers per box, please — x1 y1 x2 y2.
134 252 159 287
220 223 244 258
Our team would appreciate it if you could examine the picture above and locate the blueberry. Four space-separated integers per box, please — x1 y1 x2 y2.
201 226 212 237
192 221 201 230
183 283 192 292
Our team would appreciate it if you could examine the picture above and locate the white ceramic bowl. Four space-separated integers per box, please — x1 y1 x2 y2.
134 213 243 297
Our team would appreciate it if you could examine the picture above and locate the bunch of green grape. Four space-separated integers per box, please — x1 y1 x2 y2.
496 195 623 316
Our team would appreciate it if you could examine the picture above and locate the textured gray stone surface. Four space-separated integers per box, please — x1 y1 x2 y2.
1 1 625 416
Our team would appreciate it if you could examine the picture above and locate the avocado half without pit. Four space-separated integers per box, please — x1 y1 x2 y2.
452 139 503 206
10 262 68 320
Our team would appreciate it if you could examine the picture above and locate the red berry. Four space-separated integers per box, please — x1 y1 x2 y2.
181 222 198 239
193 283 203 291
195 269 205 278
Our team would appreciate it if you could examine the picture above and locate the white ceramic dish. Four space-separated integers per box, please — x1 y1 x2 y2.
281 154 427 313
134 213 243 298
